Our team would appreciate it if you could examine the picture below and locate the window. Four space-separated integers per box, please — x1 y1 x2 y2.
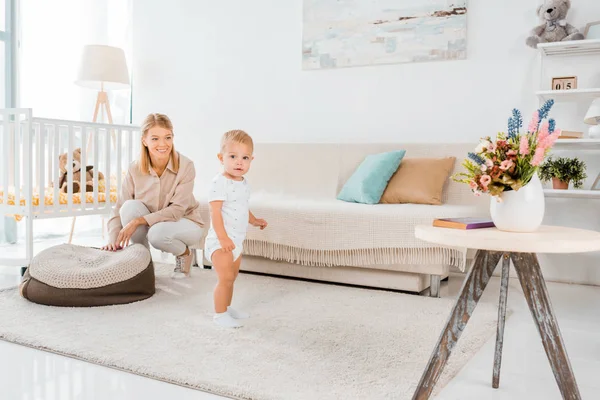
0 0 15 108
19 0 132 122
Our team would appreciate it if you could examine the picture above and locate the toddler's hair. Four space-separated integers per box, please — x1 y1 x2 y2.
221 129 254 153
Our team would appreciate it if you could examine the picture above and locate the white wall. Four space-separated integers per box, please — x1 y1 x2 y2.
132 0 600 286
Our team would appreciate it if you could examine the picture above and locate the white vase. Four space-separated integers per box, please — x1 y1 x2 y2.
489 173 545 232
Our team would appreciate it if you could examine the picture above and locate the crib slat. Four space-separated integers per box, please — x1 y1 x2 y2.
80 126 87 210
2 113 9 206
93 127 99 209
105 128 111 211
67 123 74 212
46 125 52 187
13 116 21 209
38 124 46 216
23 111 34 262
127 131 133 166
117 129 122 195
53 124 60 209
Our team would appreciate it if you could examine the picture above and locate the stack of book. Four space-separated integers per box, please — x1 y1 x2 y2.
558 130 583 139
433 217 495 230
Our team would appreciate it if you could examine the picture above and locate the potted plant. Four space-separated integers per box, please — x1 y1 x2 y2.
452 99 560 232
538 156 587 190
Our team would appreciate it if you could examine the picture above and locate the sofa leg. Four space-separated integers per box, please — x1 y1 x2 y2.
430 275 441 298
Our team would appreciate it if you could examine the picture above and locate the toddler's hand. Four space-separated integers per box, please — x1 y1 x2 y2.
219 236 236 252
252 218 268 230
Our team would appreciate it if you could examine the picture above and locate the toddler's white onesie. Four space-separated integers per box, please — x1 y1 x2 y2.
204 173 251 262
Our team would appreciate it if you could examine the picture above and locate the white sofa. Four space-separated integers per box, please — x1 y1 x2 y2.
194 143 487 297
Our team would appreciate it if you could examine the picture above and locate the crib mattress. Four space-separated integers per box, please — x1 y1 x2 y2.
0 180 117 220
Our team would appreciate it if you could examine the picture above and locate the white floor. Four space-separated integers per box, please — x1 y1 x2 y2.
1 229 599 399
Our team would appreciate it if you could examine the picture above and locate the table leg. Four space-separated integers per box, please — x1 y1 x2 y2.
492 253 510 389
510 253 581 400
412 250 503 400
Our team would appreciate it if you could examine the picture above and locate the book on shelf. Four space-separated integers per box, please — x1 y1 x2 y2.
558 130 583 139
433 217 495 230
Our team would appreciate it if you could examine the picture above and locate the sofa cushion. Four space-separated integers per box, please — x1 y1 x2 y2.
380 157 456 205
337 150 406 204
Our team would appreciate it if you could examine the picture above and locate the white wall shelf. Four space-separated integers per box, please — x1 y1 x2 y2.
553 139 600 150
544 189 600 199
538 39 600 57
536 88 600 102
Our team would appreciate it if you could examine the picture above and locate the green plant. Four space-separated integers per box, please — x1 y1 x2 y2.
538 156 587 188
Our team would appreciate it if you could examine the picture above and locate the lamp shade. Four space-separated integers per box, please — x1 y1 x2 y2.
584 98 600 125
75 44 130 90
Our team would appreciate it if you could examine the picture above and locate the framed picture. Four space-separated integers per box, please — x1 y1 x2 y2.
552 76 577 91
591 173 600 190
584 21 600 39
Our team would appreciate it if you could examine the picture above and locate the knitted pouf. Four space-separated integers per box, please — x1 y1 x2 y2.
20 243 155 307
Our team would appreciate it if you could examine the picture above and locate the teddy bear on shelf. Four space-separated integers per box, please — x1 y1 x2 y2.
57 148 104 193
526 0 584 48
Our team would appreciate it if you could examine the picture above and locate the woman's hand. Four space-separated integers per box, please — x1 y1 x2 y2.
116 217 144 248
218 236 236 252
101 243 123 252
251 218 268 230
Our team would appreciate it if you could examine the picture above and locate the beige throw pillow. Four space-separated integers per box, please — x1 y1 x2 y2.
380 157 456 205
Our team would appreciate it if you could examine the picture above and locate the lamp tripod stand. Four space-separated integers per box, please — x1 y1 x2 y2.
69 86 118 244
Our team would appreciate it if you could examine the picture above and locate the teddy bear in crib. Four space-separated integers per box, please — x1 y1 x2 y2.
526 0 584 48
57 148 105 193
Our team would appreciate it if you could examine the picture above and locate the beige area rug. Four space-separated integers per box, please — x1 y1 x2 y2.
0 263 506 399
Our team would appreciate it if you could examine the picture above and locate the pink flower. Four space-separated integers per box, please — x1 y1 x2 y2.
507 149 517 157
537 121 549 145
480 164 488 172
520 136 530 155
531 147 545 166
474 190 482 197
487 142 497 152
542 129 560 149
499 159 514 171
469 180 477 190
480 175 491 188
547 129 560 148
528 111 540 133
486 159 494 168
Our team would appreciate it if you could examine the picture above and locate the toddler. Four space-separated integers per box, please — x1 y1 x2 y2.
205 130 267 328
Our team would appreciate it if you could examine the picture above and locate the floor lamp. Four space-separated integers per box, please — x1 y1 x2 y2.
69 44 131 244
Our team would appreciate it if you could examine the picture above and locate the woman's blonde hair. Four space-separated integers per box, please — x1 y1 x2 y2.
139 113 179 174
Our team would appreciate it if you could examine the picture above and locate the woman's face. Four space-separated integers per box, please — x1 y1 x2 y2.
143 126 173 164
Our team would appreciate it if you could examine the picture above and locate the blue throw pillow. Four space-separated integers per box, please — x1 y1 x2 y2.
337 150 406 204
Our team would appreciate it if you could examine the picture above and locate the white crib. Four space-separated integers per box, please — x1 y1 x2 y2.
0 108 141 268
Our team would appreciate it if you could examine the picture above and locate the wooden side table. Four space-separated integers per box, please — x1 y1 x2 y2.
411 225 600 400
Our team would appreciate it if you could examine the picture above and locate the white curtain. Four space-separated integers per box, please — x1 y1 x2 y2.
1 0 133 247
19 0 132 123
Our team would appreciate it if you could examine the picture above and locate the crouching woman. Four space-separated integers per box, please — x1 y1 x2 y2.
104 113 204 278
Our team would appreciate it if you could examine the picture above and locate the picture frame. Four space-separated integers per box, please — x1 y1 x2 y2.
584 21 600 39
551 76 578 91
591 173 600 191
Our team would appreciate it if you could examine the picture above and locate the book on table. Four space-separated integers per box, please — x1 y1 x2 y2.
433 217 495 230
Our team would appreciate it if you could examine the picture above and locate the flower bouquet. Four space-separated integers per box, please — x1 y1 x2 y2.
453 99 560 199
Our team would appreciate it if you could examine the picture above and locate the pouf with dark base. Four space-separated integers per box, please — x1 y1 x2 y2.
20 244 155 307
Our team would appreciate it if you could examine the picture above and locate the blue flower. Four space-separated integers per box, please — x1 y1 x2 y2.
549 118 556 134
512 109 523 130
468 152 485 165
538 99 554 121
508 117 516 138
